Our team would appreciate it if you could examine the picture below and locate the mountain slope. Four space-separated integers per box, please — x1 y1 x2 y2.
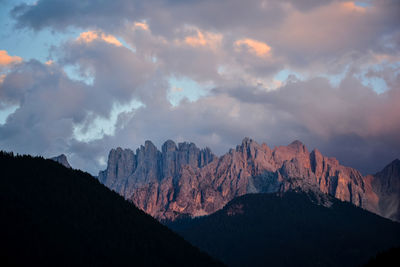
168 191 400 267
0 151 221 266
98 138 399 221
364 159 400 221
50 154 71 168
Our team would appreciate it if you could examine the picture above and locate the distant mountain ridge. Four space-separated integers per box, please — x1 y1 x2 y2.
98 138 400 221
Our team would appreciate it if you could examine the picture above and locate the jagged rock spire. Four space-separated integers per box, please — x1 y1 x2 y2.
98 138 400 222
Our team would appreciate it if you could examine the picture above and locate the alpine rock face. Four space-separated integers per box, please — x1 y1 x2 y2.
98 138 400 221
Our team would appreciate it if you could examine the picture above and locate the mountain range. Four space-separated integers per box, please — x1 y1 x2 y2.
98 138 400 221
2 139 399 266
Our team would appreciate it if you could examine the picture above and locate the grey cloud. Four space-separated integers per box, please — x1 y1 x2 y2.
11 0 286 34
59 38 156 114
10 0 400 75
212 73 400 173
0 61 85 156
0 60 87 122
1 56 399 176
11 0 140 32
284 0 337 11
1 0 399 177
0 40 157 173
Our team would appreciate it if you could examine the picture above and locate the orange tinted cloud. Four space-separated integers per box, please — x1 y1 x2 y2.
77 31 122 47
341 2 367 13
234 39 271 57
133 22 149 31
183 30 222 50
0 50 22 65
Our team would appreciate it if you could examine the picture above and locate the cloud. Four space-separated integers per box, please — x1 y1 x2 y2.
1 51 399 175
171 86 183 92
0 74 5 84
234 38 271 57
10 1 400 74
341 1 367 13
0 60 87 156
182 29 222 51
133 21 149 31
76 31 122 47
0 40 156 173
0 50 22 66
1 0 399 176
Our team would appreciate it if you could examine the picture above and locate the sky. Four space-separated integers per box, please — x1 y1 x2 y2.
0 0 399 175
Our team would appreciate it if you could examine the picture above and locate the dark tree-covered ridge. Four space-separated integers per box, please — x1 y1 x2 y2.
168 191 400 267
0 151 222 266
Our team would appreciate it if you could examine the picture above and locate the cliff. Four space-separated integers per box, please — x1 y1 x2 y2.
98 138 399 221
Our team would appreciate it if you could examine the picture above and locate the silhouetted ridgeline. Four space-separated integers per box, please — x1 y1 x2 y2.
364 247 400 266
0 151 222 266
168 192 400 267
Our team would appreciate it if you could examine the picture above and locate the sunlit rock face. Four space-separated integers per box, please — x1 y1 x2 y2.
98 138 399 221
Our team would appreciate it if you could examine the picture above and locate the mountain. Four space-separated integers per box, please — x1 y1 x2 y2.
98 138 400 221
50 154 71 168
364 159 400 221
168 191 400 267
98 141 215 219
0 151 221 266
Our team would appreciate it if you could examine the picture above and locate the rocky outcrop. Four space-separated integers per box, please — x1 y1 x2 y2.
364 159 400 221
50 154 71 168
98 138 399 221
98 140 216 214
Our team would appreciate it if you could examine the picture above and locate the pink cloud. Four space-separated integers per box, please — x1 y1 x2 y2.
77 31 122 47
0 50 22 66
182 29 222 51
234 38 271 57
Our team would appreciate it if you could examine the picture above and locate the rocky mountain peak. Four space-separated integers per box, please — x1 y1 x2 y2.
178 141 196 150
235 137 265 161
98 138 400 222
288 140 306 152
238 137 260 151
162 140 177 152
365 158 400 221
50 154 71 168
385 159 400 172
374 159 400 183
241 137 254 145
143 140 157 152
99 140 216 200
